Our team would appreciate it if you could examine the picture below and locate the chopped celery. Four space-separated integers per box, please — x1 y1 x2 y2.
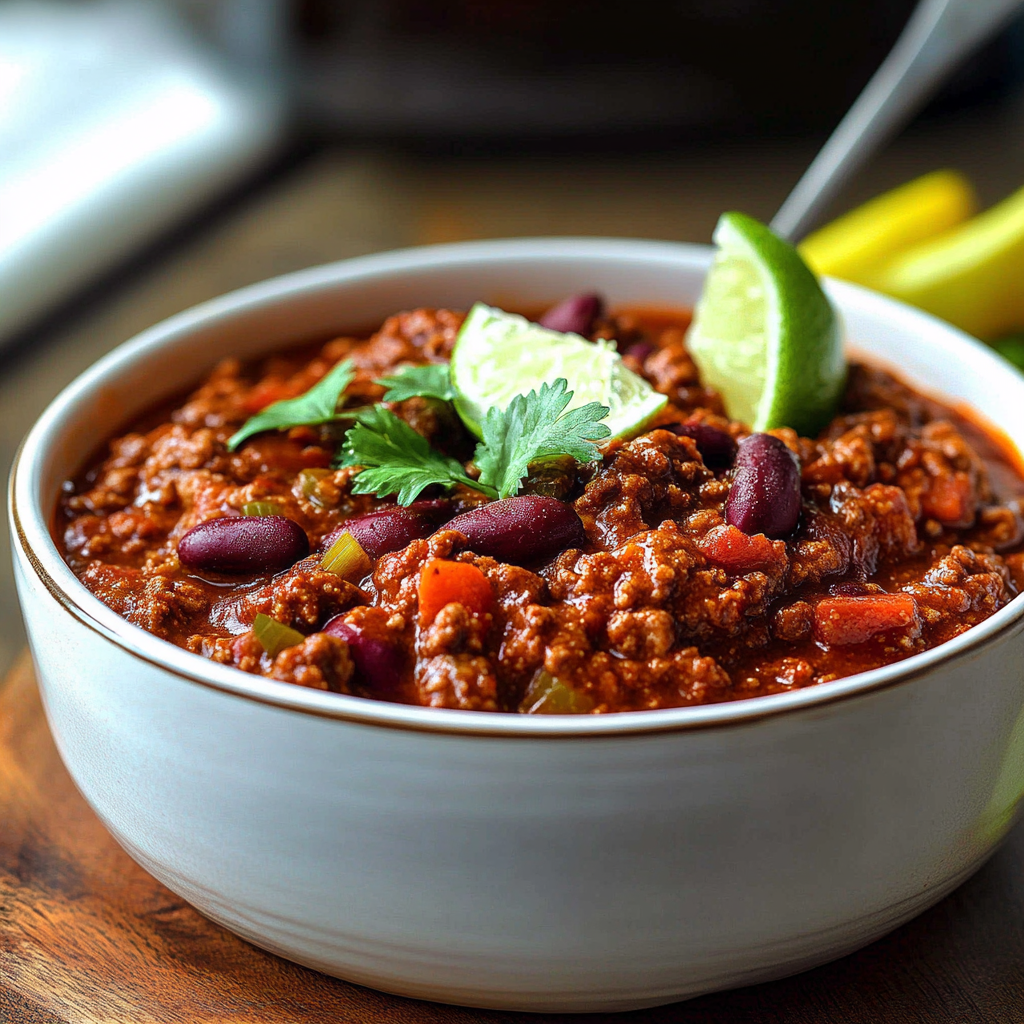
253 612 304 657
519 670 595 714
320 530 369 578
241 501 283 517
298 468 331 507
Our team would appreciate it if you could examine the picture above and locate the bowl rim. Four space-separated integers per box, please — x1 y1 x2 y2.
13 235 1024 738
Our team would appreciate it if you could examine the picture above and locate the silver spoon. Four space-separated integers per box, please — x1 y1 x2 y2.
771 0 1024 243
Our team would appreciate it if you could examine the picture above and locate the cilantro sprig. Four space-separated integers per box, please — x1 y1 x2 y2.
339 378 609 504
337 406 492 505
229 355 612 505
228 360 452 452
377 364 454 404
228 359 355 451
474 379 610 498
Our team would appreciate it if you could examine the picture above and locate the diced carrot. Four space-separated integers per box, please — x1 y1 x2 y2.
418 559 494 625
922 473 973 526
814 594 920 646
699 524 782 574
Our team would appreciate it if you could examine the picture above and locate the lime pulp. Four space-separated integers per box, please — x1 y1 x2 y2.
450 303 667 440
687 211 844 438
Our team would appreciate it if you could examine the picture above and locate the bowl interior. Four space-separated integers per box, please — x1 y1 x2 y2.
15 237 1024 734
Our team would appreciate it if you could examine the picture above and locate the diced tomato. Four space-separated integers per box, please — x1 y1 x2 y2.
814 594 920 646
237 434 330 473
699 524 782 574
418 559 494 625
922 473 974 526
243 379 291 414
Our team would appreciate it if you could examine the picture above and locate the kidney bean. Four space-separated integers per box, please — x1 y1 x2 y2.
668 422 738 469
320 500 452 560
179 516 309 575
725 434 801 538
623 341 655 363
441 496 586 564
537 293 605 336
323 616 404 699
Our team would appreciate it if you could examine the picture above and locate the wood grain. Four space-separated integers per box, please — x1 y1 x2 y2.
2 651 1024 1023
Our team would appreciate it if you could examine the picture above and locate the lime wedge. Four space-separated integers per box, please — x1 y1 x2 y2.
450 303 667 439
688 211 844 437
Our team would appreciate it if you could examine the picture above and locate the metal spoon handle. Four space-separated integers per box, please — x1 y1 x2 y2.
771 0 1023 243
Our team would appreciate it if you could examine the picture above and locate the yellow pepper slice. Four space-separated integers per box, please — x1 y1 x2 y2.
871 182 1024 339
799 169 976 285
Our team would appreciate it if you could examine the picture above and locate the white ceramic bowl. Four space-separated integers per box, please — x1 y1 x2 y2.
12 239 1024 1013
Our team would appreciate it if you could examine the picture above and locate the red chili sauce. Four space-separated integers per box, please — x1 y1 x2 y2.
57 304 1024 713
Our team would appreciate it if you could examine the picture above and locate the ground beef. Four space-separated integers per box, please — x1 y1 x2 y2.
58 306 1024 713
81 564 209 639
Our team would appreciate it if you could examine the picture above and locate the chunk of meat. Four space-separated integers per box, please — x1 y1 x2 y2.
895 420 989 528
788 508 853 587
902 546 1012 639
972 501 1024 552
270 633 353 692
364 308 467 366
418 601 490 658
64 507 177 567
80 564 208 638
414 654 498 711
829 482 919 576
575 431 712 548
805 409 905 490
209 560 362 632
551 647 732 712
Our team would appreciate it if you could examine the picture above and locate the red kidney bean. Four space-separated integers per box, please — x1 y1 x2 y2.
537 293 604 335
623 341 655 363
441 496 586 564
668 422 738 469
320 500 452 560
179 516 309 574
323 616 405 699
725 434 801 538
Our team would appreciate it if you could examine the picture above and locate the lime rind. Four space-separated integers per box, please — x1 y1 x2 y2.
450 303 667 440
689 211 844 438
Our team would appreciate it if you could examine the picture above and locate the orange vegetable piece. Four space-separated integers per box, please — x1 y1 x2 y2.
699 524 783 574
418 559 494 625
244 380 286 414
815 594 920 646
922 473 974 527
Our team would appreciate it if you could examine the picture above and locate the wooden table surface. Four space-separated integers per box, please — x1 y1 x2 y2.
2 652 1024 1023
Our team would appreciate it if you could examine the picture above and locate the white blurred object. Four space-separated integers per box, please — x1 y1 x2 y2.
772 0 1024 241
0 0 284 341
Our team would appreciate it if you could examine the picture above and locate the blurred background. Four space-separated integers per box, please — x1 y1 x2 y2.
3 0 1024 673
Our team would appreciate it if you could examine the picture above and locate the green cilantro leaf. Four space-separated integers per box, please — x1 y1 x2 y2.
228 359 355 451
474 378 610 499
338 406 495 505
376 364 455 403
